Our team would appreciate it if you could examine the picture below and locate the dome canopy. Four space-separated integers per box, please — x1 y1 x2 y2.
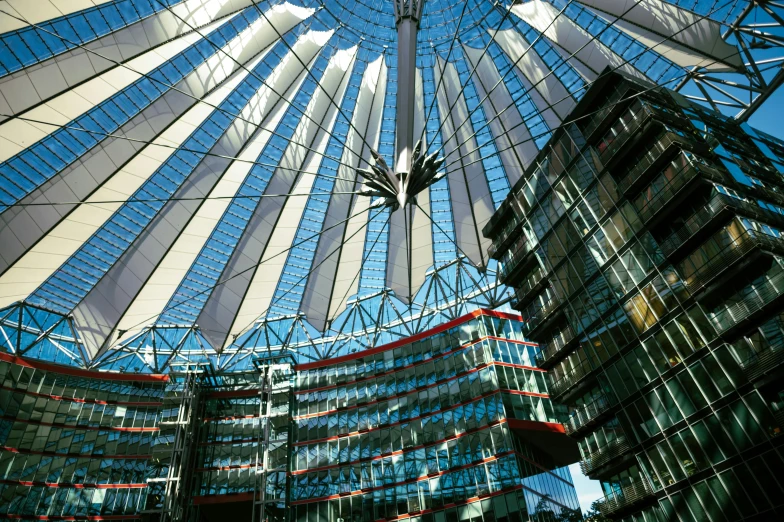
0 0 780 371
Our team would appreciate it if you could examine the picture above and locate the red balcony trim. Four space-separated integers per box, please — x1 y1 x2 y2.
296 309 527 371
0 385 163 407
293 389 504 446
0 415 159 434
0 352 168 382
0 479 146 489
291 420 508 475
1 445 152 460
295 341 543 396
507 418 565 434
192 491 255 505
289 450 518 505
293 364 547 421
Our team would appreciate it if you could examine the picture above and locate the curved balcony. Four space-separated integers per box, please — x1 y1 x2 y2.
659 194 784 260
563 393 616 436
580 436 632 477
520 294 564 334
549 357 599 399
512 266 547 310
595 478 655 517
498 236 537 286
634 161 726 226
534 326 578 368
597 103 655 165
680 230 784 298
617 132 690 197
709 270 784 338
488 214 523 260
583 83 635 140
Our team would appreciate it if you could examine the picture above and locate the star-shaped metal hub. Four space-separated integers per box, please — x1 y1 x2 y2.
357 140 445 211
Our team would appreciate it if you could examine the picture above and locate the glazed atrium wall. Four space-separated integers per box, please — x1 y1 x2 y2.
0 309 582 522
485 70 784 522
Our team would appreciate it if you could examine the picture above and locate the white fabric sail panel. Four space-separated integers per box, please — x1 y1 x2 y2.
114 51 300 336
462 43 538 184
0 99 222 309
69 49 283 357
299 56 386 332
434 57 494 269
490 28 575 123
0 0 116 33
191 31 334 350
511 0 643 81
386 69 432 304
225 44 356 348
0 17 222 163
0 2 313 120
0 13 297 280
579 0 742 71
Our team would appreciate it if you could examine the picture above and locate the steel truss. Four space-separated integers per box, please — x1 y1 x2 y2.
675 0 784 120
0 257 511 371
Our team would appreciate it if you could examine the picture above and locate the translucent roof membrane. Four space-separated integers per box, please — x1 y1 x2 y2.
0 0 781 370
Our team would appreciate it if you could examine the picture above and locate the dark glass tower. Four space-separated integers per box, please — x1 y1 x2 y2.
485 70 784 522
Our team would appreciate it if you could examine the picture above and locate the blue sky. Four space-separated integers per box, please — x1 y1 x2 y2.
749 86 784 139
569 463 603 514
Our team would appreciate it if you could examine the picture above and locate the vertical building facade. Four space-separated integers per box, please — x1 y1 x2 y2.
0 310 580 521
0 352 171 519
290 309 581 522
485 70 784 522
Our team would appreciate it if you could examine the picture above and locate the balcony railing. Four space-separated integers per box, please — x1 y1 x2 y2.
521 294 564 333
489 214 522 260
580 436 631 476
535 326 577 368
499 236 536 284
550 357 599 398
681 230 784 297
583 83 634 139
660 194 784 259
513 267 547 310
659 194 735 257
597 103 655 164
595 478 655 517
564 393 616 436
709 270 784 336
634 162 724 224
617 132 685 196
740 345 784 383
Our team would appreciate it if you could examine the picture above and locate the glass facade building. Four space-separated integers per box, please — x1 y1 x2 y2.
0 310 582 521
289 309 580 522
485 70 784 522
